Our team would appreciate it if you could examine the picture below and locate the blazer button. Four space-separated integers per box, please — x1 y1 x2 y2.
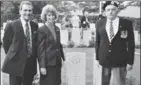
56 49 59 51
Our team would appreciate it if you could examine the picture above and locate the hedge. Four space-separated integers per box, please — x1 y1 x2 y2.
1 14 140 33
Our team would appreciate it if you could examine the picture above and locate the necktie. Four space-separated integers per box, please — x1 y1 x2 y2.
25 22 32 56
109 21 114 40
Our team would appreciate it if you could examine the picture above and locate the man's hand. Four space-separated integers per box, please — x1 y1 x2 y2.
40 68 47 75
33 74 40 84
62 58 65 67
126 64 133 71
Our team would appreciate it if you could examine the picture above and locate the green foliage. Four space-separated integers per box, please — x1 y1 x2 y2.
67 40 75 48
88 39 95 48
121 17 140 32
1 1 140 28
77 44 87 48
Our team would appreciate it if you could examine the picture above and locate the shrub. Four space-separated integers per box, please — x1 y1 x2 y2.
67 40 75 48
77 43 88 48
88 39 95 48
62 44 68 48
126 76 139 85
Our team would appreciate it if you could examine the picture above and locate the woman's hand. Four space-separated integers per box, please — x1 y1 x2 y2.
40 68 47 75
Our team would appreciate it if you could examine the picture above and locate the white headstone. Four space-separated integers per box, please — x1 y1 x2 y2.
134 31 140 45
56 23 61 30
61 61 67 85
38 23 44 28
71 15 80 28
93 53 102 85
90 23 96 32
1 72 3 85
65 52 86 85
60 30 68 45
71 28 81 46
1 48 9 85
83 30 92 46
3 22 7 30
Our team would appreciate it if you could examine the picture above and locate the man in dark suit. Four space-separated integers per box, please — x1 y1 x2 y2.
95 1 135 85
2 1 38 85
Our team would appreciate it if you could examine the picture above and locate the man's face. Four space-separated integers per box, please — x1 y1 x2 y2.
104 5 118 20
19 4 33 21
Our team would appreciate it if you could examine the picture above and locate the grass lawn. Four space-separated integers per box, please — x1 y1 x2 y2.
1 47 140 85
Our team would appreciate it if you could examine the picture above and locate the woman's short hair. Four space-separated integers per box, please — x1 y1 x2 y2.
82 7 89 15
41 4 58 22
19 1 33 10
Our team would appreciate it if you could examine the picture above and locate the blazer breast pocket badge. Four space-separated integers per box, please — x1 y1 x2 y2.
120 30 128 39
32 31 37 38
33 31 37 34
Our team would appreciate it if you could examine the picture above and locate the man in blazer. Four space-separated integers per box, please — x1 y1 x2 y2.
95 1 135 85
2 1 38 85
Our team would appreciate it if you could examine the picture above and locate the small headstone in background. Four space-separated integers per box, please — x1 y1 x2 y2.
60 30 68 46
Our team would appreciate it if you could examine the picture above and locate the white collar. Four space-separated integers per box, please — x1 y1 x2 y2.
107 17 119 23
20 17 30 25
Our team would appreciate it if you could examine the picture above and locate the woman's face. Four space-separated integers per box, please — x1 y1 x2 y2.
46 12 55 23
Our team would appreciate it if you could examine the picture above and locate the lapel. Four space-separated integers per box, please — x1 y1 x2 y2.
101 18 110 43
16 19 25 38
111 18 122 43
103 17 122 43
44 24 57 43
55 25 60 42
17 19 35 38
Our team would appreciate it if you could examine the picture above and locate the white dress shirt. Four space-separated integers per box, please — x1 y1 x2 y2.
106 17 119 42
20 18 32 48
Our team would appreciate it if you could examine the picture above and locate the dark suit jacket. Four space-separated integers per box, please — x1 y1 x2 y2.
95 17 135 67
37 24 65 68
80 16 90 28
2 19 38 76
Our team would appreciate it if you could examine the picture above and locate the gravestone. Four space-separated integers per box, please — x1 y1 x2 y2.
3 22 7 30
1 23 7 41
134 31 140 45
1 72 3 85
71 28 81 46
71 15 80 28
65 52 86 85
61 61 67 85
38 23 44 28
56 23 61 30
90 23 96 32
83 30 92 46
60 30 68 45
1 48 9 85
93 53 102 85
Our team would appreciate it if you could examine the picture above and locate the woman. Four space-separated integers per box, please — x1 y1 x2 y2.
37 4 65 85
